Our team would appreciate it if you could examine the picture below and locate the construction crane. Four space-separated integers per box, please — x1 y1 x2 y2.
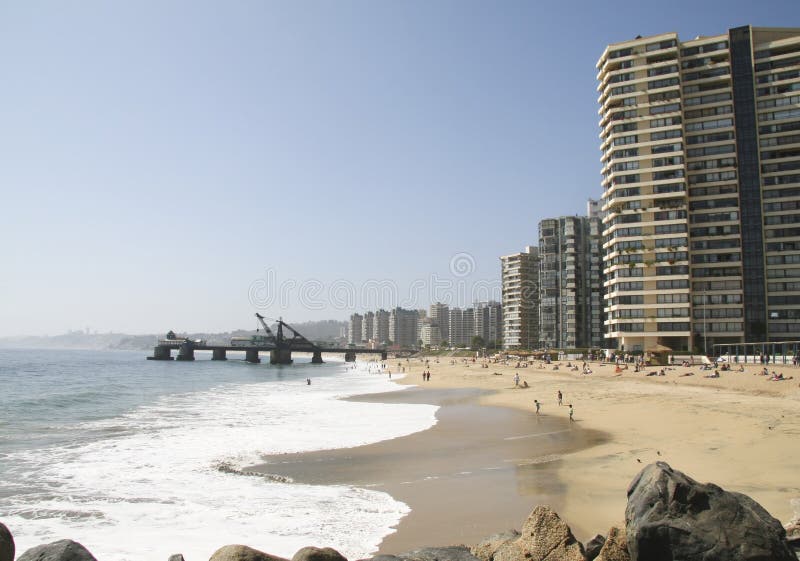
255 313 277 344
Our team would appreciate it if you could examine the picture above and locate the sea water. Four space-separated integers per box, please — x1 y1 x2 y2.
0 348 437 560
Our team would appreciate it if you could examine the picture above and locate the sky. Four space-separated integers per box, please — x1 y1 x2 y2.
1 0 798 336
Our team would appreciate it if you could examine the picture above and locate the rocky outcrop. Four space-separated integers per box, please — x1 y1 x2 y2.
0 523 14 561
17 539 97 561
293 547 348 561
471 530 520 561
593 528 628 561
583 535 604 561
625 462 795 561
168 555 186 561
209 545 290 561
492 505 585 561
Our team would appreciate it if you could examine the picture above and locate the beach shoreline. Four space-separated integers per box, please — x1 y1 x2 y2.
250 384 607 554
392 356 800 538
251 356 800 553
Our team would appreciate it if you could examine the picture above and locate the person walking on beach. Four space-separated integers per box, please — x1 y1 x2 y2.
569 404 574 422
514 372 520 387
534 399 540 415
557 390 563 406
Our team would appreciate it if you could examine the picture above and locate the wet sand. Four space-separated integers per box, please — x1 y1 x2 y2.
250 386 607 554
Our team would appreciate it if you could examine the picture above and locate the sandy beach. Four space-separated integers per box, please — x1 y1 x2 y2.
253 356 800 552
394 356 800 539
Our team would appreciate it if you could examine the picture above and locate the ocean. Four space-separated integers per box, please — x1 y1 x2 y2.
0 348 437 560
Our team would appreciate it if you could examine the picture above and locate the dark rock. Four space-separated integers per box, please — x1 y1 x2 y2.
292 547 348 561
625 462 795 561
594 527 629 561
584 535 605 561
17 539 97 561
0 523 14 561
493 505 585 561
168 555 186 561
209 545 290 561
471 530 520 561
387 547 481 561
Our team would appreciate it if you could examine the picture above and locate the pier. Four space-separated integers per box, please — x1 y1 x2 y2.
147 315 387 365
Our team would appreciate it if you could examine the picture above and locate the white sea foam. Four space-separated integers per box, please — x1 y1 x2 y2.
1 364 437 560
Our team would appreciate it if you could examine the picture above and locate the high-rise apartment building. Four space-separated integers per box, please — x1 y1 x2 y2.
474 301 503 347
501 246 540 349
538 216 604 349
429 302 450 343
598 26 800 353
389 307 419 348
448 307 475 347
373 309 390 345
348 313 363 346
361 311 374 344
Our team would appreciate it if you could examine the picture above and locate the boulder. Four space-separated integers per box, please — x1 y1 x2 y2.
168 555 186 561
593 528 629 561
0 523 14 561
583 535 605 561
471 530 520 561
292 547 348 561
17 539 97 561
493 505 585 561
209 545 290 561
625 462 795 561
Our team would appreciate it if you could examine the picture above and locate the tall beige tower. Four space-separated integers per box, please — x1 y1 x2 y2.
597 26 800 354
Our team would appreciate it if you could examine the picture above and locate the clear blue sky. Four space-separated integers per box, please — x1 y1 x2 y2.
1 0 797 336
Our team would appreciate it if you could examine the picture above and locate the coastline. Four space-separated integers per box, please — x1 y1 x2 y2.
250 384 606 553
392 357 800 539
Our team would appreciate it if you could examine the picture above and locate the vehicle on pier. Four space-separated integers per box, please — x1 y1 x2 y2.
230 335 272 347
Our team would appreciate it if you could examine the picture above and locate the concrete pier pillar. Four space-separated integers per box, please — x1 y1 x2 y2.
311 351 323 364
245 349 261 364
147 346 174 360
212 348 227 361
344 351 356 362
177 343 195 361
270 349 293 364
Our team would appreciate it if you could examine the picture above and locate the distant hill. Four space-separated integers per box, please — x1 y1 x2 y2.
0 320 348 351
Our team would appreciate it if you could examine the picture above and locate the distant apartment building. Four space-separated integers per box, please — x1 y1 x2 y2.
587 198 603 218
361 311 374 344
373 309 390 345
389 307 419 348
429 302 450 343
348 313 363 346
419 319 442 347
501 246 540 349
598 26 800 353
474 301 503 347
448 307 475 347
538 216 604 349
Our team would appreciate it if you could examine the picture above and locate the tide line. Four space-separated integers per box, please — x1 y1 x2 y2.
503 429 572 441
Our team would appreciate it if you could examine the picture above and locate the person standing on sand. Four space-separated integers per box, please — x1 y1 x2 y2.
534 399 541 415
569 404 574 422
557 390 563 406
514 373 520 387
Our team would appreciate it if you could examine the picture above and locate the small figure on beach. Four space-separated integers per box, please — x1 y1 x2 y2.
514 373 520 387
557 390 563 406
534 399 541 415
306 378 311 385
569 404 574 422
